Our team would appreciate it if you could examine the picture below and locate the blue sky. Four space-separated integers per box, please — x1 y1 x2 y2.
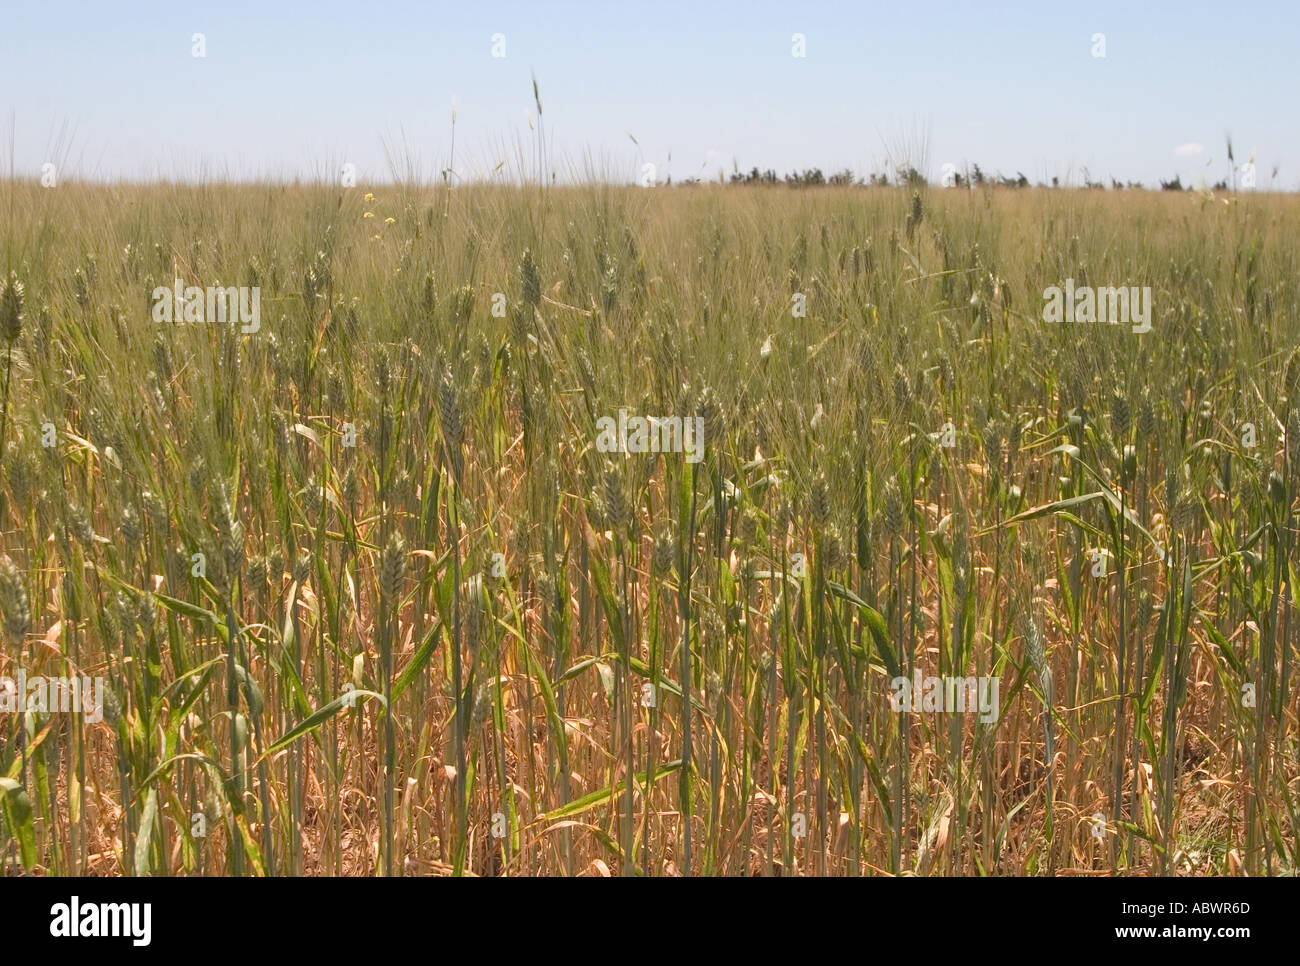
1 0 1295 188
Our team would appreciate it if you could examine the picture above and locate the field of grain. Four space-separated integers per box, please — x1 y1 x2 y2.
0 181 1296 876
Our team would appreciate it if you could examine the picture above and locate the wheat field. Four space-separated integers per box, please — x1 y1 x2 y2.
0 179 1297 876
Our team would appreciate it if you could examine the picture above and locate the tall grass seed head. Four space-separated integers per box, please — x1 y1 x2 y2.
774 495 792 537
822 524 847 570
1285 349 1300 408
1269 469 1287 508
258 547 280 585
343 466 359 507
535 570 556 610
809 472 830 526
121 506 142 546
137 595 156 632
271 410 290 454
111 590 137 638
292 549 313 585
67 503 95 547
576 348 596 398
519 248 540 307
653 532 675 575
696 385 723 446
246 554 269 589
1 273 25 342
438 368 465 444
301 479 323 516
1023 615 1046 678
981 420 1001 467
893 365 912 410
380 535 406 599
422 271 437 316
206 544 230 595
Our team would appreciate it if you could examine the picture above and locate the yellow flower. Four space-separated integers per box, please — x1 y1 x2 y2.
364 192 374 201
384 217 395 225
363 211 374 219
371 234 382 241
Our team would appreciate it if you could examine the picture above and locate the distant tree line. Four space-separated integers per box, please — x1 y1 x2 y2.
662 162 1217 191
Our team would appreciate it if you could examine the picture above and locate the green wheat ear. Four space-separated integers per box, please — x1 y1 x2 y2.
1137 393 1157 438
653 531 675 576
1111 393 1130 440
0 557 31 642
380 534 407 600
602 466 630 533
66 503 95 547
881 479 904 537
1023 614 1046 683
